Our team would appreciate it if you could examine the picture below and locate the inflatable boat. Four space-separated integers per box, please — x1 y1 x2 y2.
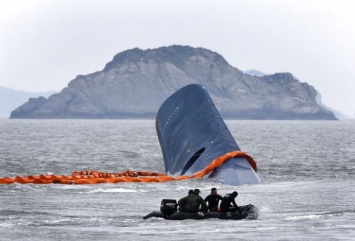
143 199 258 220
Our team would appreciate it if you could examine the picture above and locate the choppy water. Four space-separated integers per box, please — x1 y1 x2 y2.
0 119 354 241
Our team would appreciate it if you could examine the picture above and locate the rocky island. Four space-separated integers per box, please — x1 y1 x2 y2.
10 45 336 120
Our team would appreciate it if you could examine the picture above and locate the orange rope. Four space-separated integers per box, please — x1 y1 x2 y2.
0 151 257 185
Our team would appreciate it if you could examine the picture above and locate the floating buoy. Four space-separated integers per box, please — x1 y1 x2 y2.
0 151 257 185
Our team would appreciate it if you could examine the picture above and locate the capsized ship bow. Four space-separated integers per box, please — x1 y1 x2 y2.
156 84 261 185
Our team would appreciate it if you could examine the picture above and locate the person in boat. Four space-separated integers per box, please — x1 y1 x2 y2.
204 187 223 211
178 189 193 211
178 189 208 213
220 191 242 214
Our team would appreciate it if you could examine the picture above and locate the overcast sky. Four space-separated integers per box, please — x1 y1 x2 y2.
0 0 354 116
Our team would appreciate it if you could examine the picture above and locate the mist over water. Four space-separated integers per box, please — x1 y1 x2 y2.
0 119 354 240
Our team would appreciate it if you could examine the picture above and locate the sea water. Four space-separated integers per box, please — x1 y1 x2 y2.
0 119 354 241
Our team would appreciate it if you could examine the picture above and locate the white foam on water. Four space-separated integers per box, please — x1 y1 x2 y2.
86 188 139 193
0 222 14 228
285 214 322 220
51 184 93 190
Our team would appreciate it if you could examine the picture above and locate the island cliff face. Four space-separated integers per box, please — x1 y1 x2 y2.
10 45 336 120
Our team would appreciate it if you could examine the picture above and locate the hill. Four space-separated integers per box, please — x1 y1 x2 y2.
0 87 55 118
10 45 336 120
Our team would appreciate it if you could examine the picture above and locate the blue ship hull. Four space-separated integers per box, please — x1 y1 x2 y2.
156 84 261 185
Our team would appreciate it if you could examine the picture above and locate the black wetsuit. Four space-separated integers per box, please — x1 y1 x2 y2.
204 194 223 211
220 193 241 213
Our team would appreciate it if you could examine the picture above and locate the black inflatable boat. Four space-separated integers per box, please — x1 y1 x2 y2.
143 199 258 220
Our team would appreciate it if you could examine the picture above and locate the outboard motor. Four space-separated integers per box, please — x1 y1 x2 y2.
160 199 177 217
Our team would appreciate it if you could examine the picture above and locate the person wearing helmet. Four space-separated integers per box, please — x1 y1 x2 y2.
204 187 223 211
220 191 242 214
178 189 208 213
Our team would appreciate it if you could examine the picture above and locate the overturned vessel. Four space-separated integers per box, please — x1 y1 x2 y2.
156 84 261 185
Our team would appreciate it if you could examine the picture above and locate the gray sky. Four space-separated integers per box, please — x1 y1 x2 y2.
1 0 354 116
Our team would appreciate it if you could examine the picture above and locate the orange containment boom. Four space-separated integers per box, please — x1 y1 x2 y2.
0 151 257 185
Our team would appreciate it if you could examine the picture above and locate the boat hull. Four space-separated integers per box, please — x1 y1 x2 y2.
156 84 261 185
143 204 258 220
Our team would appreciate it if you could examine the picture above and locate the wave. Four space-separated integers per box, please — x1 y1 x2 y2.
285 209 355 221
0 210 53 216
86 188 141 193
